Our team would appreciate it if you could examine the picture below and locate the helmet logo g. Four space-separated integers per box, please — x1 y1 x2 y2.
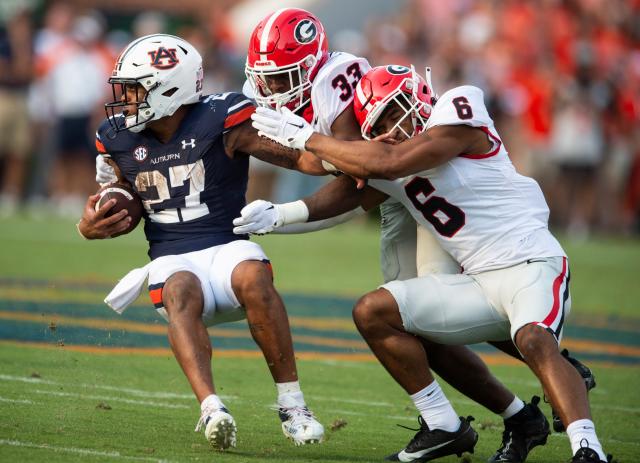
148 47 179 70
386 65 410 75
294 19 317 44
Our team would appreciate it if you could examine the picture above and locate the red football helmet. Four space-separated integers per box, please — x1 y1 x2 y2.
245 8 328 111
354 65 436 140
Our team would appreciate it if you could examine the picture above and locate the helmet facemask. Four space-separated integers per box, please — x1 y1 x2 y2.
105 76 158 133
245 55 316 111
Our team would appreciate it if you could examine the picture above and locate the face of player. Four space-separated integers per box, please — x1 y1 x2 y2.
116 83 148 117
370 101 414 142
263 71 300 96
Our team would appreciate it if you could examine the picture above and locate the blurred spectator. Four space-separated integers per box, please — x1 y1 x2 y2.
362 0 640 236
0 5 33 216
132 10 167 38
26 0 75 212
549 86 604 239
31 5 112 216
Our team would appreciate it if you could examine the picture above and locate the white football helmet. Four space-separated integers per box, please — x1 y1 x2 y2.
105 34 203 133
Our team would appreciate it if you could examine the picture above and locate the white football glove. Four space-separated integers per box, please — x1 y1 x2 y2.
96 155 117 185
251 106 314 151
233 200 282 235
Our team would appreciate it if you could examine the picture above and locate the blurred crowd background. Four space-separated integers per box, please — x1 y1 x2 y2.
1 0 639 238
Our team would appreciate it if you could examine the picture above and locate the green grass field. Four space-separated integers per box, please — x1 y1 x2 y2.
1 215 639 462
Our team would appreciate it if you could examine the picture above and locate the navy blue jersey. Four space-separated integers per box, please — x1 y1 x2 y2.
95 92 256 260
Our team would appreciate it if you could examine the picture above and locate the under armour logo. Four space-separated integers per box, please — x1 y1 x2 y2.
181 138 196 149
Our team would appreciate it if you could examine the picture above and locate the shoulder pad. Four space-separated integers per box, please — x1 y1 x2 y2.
427 85 493 129
311 54 371 132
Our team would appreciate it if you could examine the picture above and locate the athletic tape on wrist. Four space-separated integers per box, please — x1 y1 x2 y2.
276 200 309 226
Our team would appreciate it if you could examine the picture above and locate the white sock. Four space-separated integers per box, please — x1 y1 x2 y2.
277 381 305 407
411 380 460 432
567 419 606 461
276 381 302 395
500 396 525 419
200 394 225 413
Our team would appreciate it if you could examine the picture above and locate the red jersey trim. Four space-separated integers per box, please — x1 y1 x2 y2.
459 126 502 159
95 139 107 154
224 106 256 129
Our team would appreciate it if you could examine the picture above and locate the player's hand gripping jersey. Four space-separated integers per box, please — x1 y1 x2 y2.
96 93 255 260
369 86 565 274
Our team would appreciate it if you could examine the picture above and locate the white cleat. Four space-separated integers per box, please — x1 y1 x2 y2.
195 407 237 450
278 397 324 445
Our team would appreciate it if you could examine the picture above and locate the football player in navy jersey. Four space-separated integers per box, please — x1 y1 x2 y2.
77 34 325 450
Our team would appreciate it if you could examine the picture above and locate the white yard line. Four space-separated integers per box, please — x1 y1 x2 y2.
313 395 394 407
0 374 235 402
0 439 172 462
0 396 35 404
32 390 189 409
0 374 56 384
328 409 415 422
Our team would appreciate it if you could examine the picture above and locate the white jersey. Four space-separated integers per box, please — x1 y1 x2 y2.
370 85 565 274
242 52 370 134
309 52 371 135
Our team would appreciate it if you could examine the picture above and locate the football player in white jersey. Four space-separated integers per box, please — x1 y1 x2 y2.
244 7 446 282
241 10 561 463
247 65 613 463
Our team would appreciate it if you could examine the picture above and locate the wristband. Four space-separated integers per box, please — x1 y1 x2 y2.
275 200 309 226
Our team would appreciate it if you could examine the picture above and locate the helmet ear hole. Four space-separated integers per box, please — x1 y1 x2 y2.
162 87 178 97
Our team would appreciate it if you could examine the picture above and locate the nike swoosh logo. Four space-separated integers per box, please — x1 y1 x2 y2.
397 439 456 461
288 122 305 129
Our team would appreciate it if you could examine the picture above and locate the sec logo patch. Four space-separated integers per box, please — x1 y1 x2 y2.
133 145 148 162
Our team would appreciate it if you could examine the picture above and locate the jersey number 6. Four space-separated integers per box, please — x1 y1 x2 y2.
452 96 473 120
404 177 465 237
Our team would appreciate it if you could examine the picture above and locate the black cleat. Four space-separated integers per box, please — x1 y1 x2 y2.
385 416 478 462
489 396 550 462
571 446 615 463
551 349 597 432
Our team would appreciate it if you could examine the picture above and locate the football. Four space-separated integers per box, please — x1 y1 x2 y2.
95 183 144 237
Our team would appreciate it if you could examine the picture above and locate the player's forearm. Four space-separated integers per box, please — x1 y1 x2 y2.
296 150 332 175
274 208 364 234
302 175 363 221
305 133 397 179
